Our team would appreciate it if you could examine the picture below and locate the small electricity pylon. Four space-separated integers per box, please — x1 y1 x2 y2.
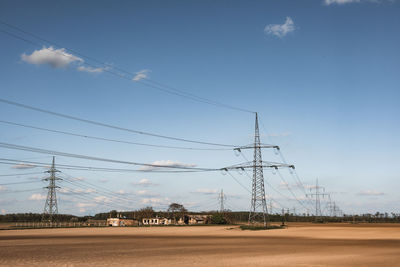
306 178 328 220
218 189 226 213
225 113 295 228
42 156 62 222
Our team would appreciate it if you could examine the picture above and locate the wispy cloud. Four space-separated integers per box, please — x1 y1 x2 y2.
141 197 169 205
139 160 196 171
323 0 388 5
267 132 292 137
193 188 218 195
94 195 112 203
132 178 158 187
132 69 150 81
29 193 46 200
59 188 96 194
137 190 159 197
77 66 106 73
264 17 295 38
22 46 108 75
358 190 385 196
11 163 36 169
21 46 83 68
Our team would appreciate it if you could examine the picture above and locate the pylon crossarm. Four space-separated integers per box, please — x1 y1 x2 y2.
234 143 280 151
223 162 294 170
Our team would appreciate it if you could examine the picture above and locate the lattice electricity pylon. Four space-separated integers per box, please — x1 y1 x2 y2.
218 189 226 213
306 178 328 219
224 113 295 228
42 156 62 222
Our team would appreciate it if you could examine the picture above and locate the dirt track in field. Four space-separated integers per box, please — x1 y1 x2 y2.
1 223 400 266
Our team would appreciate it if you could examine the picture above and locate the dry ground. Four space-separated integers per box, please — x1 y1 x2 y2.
1 223 400 266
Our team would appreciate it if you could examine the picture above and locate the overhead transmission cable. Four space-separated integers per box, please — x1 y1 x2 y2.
0 20 254 114
0 158 212 173
0 171 44 177
0 142 221 171
0 120 231 151
0 98 237 148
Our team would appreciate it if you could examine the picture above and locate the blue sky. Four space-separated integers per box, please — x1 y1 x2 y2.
0 0 399 216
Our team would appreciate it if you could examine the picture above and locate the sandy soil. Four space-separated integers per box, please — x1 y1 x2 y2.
1 223 400 266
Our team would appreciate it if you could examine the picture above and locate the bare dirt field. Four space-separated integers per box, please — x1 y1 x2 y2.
1 223 400 266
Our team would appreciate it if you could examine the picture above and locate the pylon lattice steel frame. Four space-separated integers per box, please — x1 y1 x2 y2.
42 156 62 222
223 113 295 228
248 113 268 227
306 178 328 219
218 189 225 213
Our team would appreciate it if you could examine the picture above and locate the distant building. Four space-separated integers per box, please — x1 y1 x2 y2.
142 217 172 225
177 215 211 225
107 218 138 227
187 215 211 224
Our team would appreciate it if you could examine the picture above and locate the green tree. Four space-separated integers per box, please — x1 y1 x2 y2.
211 213 227 224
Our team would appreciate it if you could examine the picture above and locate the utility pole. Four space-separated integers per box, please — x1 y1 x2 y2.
306 178 328 221
42 156 62 222
218 189 225 213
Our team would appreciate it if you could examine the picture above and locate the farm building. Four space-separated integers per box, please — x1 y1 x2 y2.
142 217 172 225
177 215 211 225
107 218 138 227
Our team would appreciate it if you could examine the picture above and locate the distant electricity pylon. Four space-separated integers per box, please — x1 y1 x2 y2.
306 178 328 219
42 156 62 222
218 189 226 213
226 113 295 228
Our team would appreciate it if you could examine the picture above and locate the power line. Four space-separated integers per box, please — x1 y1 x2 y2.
276 169 310 211
0 187 44 194
0 97 237 148
0 158 214 173
226 170 251 194
0 120 231 151
0 172 44 177
0 20 255 114
0 180 43 186
0 142 221 171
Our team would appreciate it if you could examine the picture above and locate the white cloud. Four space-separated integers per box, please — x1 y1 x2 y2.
137 190 159 197
60 188 96 194
194 188 218 195
21 46 83 68
132 69 150 81
267 132 292 137
76 202 95 208
132 178 157 187
116 189 129 195
358 190 385 196
69 176 85 181
140 197 169 205
140 160 197 171
94 196 112 203
99 178 109 183
324 0 360 4
77 66 106 73
11 163 36 169
279 181 290 190
264 17 295 38
29 193 46 201
324 0 385 5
